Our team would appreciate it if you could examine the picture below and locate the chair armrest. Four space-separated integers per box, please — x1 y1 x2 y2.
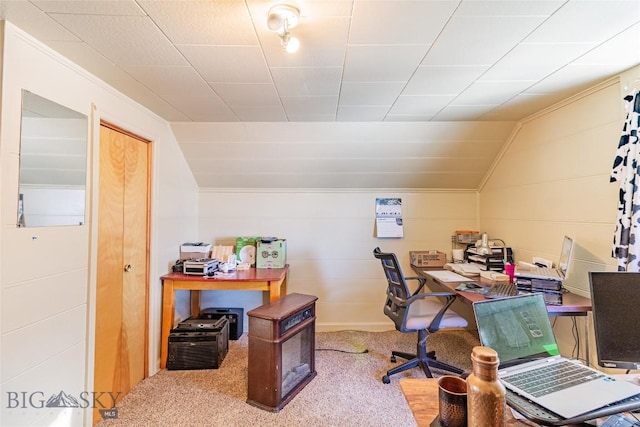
404 276 427 295
406 291 458 332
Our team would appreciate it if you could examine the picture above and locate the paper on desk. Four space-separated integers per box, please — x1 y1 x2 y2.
424 270 471 282
445 262 482 276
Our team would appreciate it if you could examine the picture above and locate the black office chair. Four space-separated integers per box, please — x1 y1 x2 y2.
373 247 467 383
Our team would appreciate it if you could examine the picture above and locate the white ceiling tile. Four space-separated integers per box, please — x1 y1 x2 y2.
286 114 337 122
49 14 186 66
0 1 80 41
452 81 538 106
281 96 338 116
527 64 621 94
33 0 145 15
178 45 271 83
282 0 354 17
122 66 212 97
167 95 237 122
480 43 597 81
261 16 350 68
404 66 489 95
455 1 564 16
343 45 430 81
525 0 640 44
138 1 257 45
46 40 121 78
231 107 288 122
4 0 640 190
339 82 406 105
337 106 390 121
423 16 547 65
271 67 342 97
572 23 640 66
385 114 436 122
349 1 457 44
389 95 455 116
433 105 498 121
211 83 280 107
46 40 191 121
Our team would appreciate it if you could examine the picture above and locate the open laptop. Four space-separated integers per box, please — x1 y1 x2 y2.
473 293 640 419
515 236 574 281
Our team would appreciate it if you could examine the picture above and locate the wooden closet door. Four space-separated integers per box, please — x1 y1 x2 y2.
121 128 149 389
94 124 149 424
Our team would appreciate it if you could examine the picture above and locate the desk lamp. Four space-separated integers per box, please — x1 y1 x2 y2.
477 233 491 255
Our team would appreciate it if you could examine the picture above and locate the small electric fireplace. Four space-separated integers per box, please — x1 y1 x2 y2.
246 293 317 412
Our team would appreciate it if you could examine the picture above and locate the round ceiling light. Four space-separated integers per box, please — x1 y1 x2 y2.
267 4 300 32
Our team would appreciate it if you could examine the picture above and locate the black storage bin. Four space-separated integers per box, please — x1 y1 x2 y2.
199 307 244 340
167 317 229 370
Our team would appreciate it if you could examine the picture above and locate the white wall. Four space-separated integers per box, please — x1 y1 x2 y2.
478 67 639 367
197 189 479 331
0 22 198 426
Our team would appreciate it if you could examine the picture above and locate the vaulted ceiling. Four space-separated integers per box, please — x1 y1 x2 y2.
2 1 639 188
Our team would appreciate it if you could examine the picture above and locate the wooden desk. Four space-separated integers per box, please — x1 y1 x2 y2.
412 266 593 364
399 378 536 427
411 266 592 316
160 266 288 368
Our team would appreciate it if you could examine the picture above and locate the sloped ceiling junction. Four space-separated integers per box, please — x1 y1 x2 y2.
1 1 639 189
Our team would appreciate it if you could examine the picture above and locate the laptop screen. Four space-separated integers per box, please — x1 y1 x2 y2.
473 294 560 367
558 236 574 278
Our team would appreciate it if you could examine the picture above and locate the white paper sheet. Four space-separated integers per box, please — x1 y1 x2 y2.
424 270 471 282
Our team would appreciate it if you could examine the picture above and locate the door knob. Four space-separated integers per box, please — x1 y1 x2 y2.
124 264 132 272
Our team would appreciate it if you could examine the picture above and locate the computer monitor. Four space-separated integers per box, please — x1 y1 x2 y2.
588 272 640 371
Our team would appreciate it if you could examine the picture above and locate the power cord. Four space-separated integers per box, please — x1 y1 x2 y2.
316 348 369 354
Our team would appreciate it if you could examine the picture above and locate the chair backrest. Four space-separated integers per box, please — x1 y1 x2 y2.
373 247 411 331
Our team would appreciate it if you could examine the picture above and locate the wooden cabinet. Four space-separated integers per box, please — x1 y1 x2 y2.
93 123 150 424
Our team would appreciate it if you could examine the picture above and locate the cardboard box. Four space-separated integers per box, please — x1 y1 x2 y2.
256 239 287 269
410 251 446 268
180 242 212 260
235 236 261 267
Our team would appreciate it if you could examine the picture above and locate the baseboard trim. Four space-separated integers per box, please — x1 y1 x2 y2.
315 322 393 332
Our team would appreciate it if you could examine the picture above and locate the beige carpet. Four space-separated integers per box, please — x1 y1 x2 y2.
97 329 480 427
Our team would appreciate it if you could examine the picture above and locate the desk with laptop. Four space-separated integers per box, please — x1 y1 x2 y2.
474 294 640 425
409 236 640 426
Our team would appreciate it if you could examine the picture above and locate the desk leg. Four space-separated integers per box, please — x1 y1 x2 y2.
160 279 175 369
281 273 287 296
585 313 590 367
191 290 201 317
269 275 287 302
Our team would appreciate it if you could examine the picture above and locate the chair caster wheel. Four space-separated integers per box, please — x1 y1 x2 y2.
382 375 390 384
390 356 397 363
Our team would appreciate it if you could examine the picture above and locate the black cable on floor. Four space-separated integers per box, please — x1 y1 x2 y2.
316 348 369 354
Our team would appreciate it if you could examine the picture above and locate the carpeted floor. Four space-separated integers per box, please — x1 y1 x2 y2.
97 329 480 427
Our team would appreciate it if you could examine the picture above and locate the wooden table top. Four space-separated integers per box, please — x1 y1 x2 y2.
161 265 289 282
399 378 539 427
411 266 592 315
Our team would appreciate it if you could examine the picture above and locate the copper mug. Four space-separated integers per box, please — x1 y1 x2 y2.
438 375 468 427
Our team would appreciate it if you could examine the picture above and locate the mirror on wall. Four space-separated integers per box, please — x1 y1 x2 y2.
17 90 88 227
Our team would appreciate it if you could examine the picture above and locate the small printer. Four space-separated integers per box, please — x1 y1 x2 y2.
183 258 219 276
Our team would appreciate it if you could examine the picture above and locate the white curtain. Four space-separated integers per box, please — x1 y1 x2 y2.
611 90 640 271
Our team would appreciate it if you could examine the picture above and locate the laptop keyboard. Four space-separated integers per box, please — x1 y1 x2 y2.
484 282 517 299
502 360 605 398
521 266 561 278
505 388 640 425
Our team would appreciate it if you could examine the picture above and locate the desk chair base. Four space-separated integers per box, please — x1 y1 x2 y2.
381 330 465 384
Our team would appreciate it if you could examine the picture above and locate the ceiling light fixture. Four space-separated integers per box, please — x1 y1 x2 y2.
267 4 300 54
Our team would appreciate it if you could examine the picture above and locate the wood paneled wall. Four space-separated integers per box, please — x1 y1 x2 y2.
197 190 478 331
478 70 639 368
